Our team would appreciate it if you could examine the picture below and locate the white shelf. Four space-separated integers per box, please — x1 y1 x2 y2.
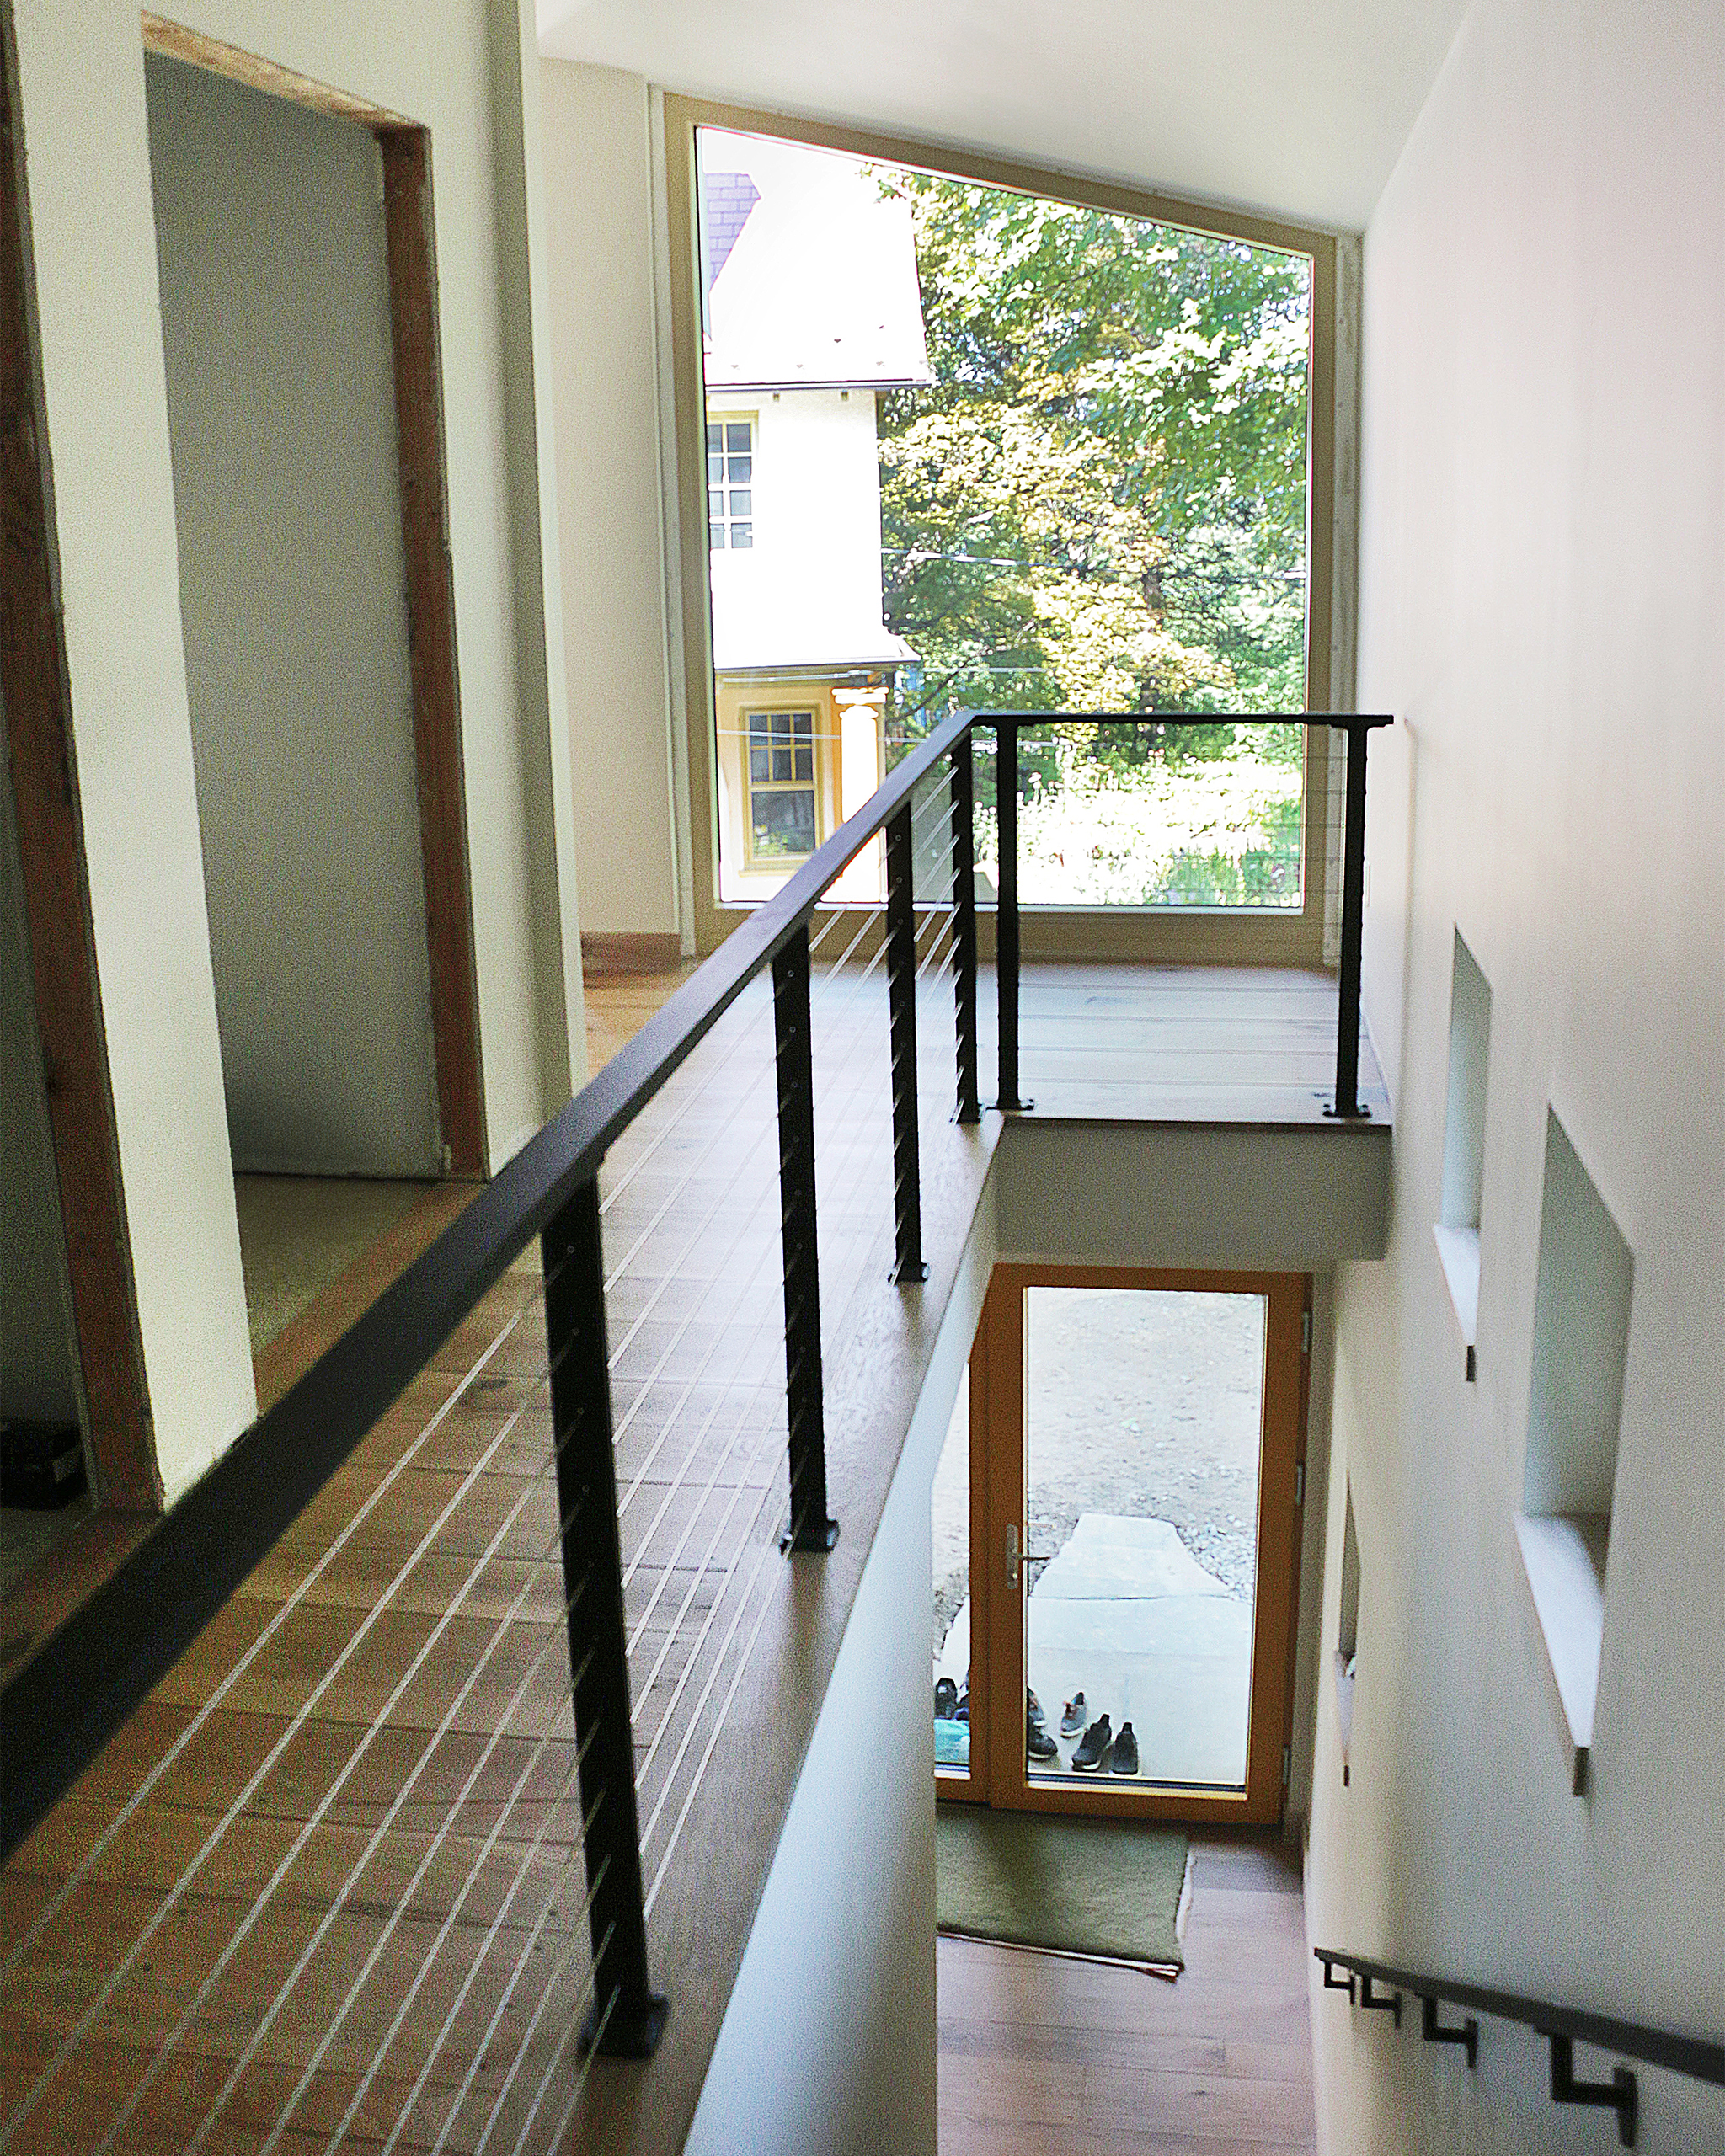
1514 1511 1607 1794
1432 1223 1480 1381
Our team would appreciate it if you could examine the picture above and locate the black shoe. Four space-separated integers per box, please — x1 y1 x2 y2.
1110 1721 1140 1774
1028 1717 1058 1762
1060 1691 1087 1738
934 1677 958 1720
1072 1714 1113 1771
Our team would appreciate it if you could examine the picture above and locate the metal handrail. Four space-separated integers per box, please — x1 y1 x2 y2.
1316 1945 1725 2146
0 703 1388 2068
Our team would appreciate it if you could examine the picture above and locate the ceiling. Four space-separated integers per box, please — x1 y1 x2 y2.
536 0 1473 234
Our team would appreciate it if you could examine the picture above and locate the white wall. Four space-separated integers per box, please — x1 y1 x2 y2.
1309 0 1725 2146
12 0 575 1496
145 52 441 1177
539 59 681 942
0 762 82 1431
707 387 899 671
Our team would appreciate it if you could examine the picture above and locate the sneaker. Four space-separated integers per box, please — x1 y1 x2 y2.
1027 1689 1050 1737
1072 1714 1113 1772
1110 1721 1140 1774
955 1682 970 1724
934 1676 958 1721
1027 1694 1058 1761
1060 1692 1087 1739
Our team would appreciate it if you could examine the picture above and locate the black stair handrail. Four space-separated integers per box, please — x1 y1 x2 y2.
1316 1945 1725 2148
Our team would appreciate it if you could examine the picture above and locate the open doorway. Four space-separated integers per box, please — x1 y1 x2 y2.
937 1265 1309 1825
142 35 484 1398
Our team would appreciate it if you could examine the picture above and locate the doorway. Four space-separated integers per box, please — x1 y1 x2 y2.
142 35 484 1391
934 1265 1309 1825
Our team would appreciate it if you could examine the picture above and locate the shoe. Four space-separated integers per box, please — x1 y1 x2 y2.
955 1683 970 1724
1072 1714 1113 1771
1110 1721 1139 1774
1027 1689 1058 1759
934 1677 958 1721
1060 1692 1087 1739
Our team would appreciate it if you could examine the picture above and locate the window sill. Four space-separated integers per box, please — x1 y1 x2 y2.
1513 1511 1608 1795
1432 1223 1480 1381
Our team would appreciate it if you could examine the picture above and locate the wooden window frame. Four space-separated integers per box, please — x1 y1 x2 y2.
953 1262 1310 1827
742 706 818 865
662 93 1343 965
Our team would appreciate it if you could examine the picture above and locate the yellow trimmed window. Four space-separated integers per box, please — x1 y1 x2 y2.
746 710 816 860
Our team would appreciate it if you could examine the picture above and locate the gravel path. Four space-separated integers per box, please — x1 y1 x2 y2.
933 1287 1267 1658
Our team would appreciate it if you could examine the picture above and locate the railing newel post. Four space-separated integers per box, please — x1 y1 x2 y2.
1326 718 1372 1121
542 1177 667 2060
995 714 1029 1112
951 730 980 1125
885 806 927 1283
772 924 838 1552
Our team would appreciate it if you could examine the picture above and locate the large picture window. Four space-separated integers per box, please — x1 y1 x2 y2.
668 100 1343 953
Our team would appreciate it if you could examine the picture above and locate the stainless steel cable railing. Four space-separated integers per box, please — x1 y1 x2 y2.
0 708 1387 2153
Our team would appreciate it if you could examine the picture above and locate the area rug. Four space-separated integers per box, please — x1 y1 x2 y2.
937 1806 1191 1975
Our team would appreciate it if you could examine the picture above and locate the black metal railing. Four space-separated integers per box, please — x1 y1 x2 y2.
1316 1946 1725 2148
0 708 1387 2094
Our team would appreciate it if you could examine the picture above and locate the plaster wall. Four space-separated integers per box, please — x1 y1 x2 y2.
1308 0 1725 2146
145 52 441 1177
538 59 681 942
0 761 81 1430
10 0 573 1496
685 1120 996 2156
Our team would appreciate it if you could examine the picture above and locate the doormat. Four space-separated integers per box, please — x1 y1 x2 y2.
937 1806 1192 1976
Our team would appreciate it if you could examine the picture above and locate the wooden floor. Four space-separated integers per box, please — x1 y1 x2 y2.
3 953 1350 2156
939 1835 1316 2154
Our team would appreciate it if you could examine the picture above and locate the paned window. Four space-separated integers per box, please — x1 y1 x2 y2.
708 419 754 549
747 710 814 858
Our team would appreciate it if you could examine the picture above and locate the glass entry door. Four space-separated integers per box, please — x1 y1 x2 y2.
948 1265 1307 1826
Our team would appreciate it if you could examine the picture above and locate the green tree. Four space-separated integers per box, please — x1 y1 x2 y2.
876 174 1311 777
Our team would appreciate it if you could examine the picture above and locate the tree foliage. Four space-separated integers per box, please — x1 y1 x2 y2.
875 174 1311 774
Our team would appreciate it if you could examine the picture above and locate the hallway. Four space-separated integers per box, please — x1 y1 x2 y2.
939 1834 1315 2153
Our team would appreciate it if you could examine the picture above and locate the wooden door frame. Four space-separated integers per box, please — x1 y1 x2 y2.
1 11 158 1508
141 17 488 1175
963 1262 1310 1828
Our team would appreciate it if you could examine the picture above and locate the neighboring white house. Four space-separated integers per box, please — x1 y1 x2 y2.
699 130 932 901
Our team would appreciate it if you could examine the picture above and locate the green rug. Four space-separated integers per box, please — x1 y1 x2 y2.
937 1806 1189 1972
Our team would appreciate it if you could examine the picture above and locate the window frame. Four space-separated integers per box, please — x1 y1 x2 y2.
662 93 1348 963
706 411 756 551
742 704 819 865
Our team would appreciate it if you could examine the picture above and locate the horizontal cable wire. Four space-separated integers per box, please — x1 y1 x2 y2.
3 757 981 2156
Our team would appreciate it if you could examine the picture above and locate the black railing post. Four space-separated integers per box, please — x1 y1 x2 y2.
995 715 1029 1111
1326 719 1372 1120
885 807 928 1283
542 1177 668 2059
772 925 839 1552
950 733 980 1125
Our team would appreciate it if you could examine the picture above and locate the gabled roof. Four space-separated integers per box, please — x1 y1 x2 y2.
700 129 932 392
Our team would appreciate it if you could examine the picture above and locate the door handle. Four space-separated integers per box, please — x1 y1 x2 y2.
1004 1522 1019 1588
